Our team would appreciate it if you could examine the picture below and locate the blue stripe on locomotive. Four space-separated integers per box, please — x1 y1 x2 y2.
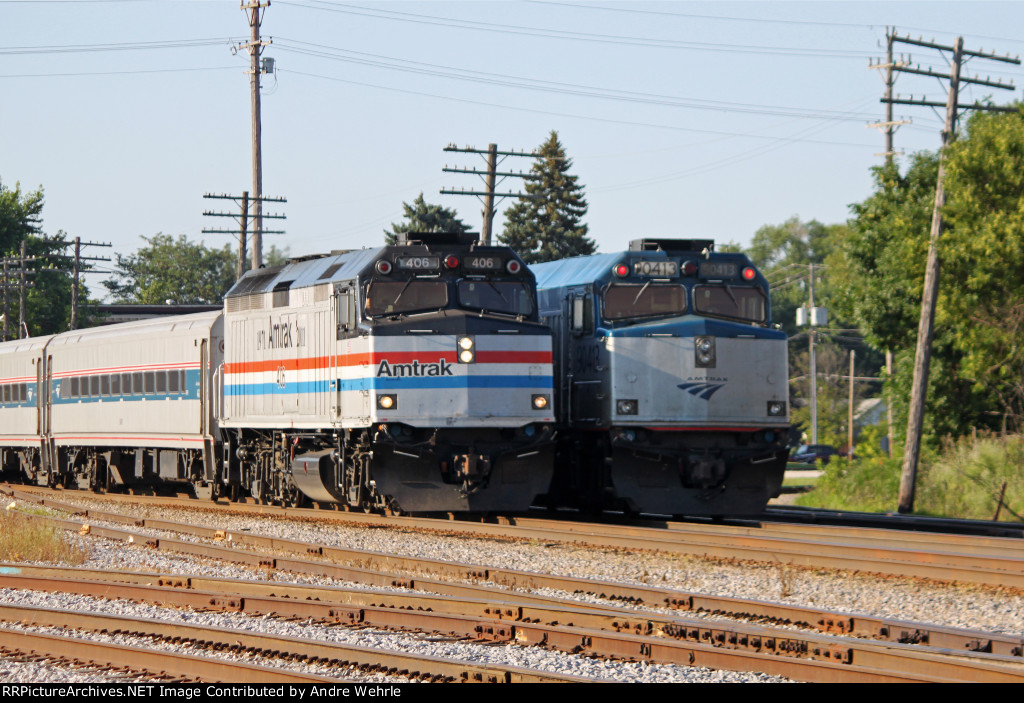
224 374 554 396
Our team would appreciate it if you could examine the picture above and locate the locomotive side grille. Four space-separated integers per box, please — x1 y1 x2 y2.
226 293 266 313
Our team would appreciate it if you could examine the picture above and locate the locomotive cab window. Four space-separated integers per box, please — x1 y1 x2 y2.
365 280 448 316
457 281 534 316
602 284 687 321
693 284 767 324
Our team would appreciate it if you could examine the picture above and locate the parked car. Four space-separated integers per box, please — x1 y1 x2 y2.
791 444 840 465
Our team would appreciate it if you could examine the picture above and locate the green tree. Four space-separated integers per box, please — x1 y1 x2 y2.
264 244 291 268
835 105 1024 439
385 193 470 244
103 234 235 305
0 180 43 254
25 232 77 336
0 181 80 337
747 216 878 448
499 131 594 264
747 216 848 334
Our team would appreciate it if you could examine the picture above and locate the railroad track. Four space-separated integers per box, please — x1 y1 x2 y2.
2 486 1023 682
7 484 1024 589
0 599 584 683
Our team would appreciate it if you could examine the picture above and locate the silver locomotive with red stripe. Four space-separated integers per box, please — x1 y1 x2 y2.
0 233 555 514
219 232 555 512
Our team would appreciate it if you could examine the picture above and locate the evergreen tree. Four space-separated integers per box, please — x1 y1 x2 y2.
385 193 470 244
499 131 594 264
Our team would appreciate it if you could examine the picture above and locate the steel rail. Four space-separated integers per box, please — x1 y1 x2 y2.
0 601 587 683
9 483 1023 559
8 561 1023 657
4 564 1024 683
0 625 340 683
4 573 1019 683
7 492 1024 659
8 486 1024 588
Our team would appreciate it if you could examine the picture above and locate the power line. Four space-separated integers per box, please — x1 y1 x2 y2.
283 68 876 149
274 38 878 121
279 1 874 58
528 1 884 30
0 38 238 55
0 66 237 79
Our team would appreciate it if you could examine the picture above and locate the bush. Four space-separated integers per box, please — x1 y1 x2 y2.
795 434 1024 521
917 434 1024 521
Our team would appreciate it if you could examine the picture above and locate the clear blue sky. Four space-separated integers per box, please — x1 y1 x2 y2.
3 1 1022 294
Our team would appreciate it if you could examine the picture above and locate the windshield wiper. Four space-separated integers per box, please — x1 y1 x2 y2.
487 281 510 304
391 279 414 307
631 280 651 306
722 284 739 308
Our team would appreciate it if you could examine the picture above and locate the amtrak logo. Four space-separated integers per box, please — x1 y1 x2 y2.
376 359 454 377
677 381 726 400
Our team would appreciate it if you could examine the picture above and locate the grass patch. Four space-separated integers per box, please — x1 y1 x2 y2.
795 434 1024 521
0 509 88 564
782 474 819 489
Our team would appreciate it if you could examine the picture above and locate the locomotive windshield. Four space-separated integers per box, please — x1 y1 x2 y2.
457 280 534 316
602 283 687 321
365 280 448 316
693 284 766 323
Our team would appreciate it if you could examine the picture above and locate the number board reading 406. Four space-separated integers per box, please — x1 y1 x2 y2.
466 256 504 271
397 256 439 270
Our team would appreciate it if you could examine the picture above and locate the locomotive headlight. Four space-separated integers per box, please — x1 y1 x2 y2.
377 394 397 410
457 336 475 363
767 401 786 417
616 399 638 415
531 394 549 410
695 336 716 368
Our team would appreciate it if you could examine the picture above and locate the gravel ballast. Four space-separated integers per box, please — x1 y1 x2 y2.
3 494 1022 683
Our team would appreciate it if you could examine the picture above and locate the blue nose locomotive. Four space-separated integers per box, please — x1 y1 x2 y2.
532 238 790 517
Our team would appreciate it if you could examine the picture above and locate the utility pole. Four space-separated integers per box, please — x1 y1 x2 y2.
239 1 273 268
203 192 286 278
881 34 1019 513
441 143 538 244
808 264 818 445
19 241 27 335
848 350 856 460
0 244 36 340
67 238 112 330
868 27 911 162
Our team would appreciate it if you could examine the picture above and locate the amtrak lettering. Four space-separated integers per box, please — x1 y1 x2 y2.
376 359 454 377
256 317 307 350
